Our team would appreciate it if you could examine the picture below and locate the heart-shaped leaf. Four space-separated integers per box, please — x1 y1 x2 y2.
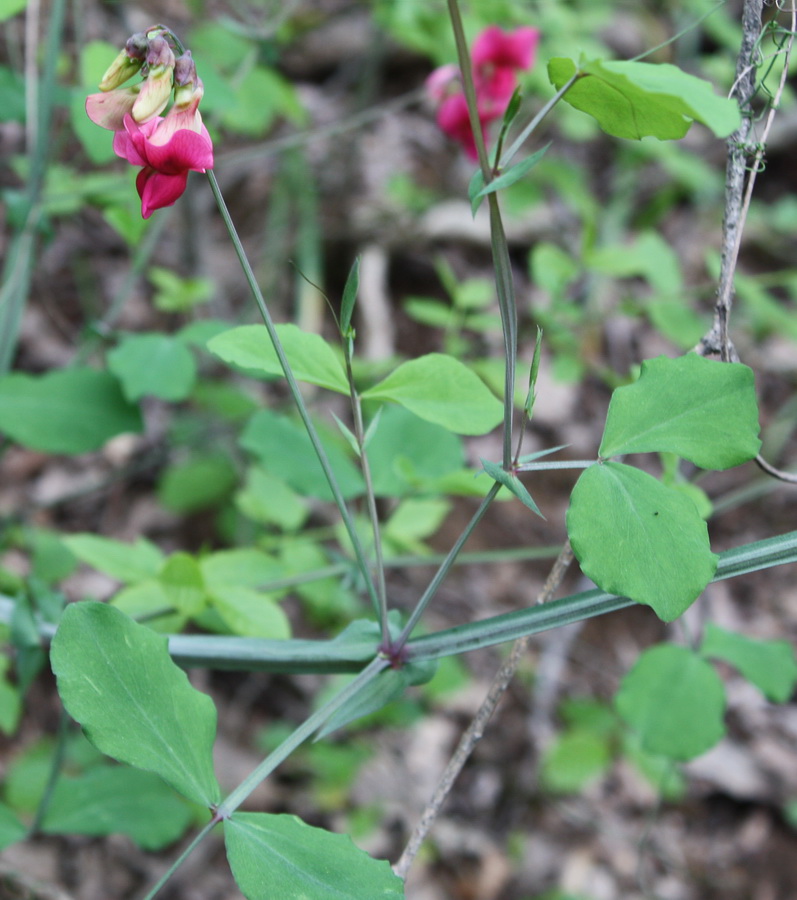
566 462 718 621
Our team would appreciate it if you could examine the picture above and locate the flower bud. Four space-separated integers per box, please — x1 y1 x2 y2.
174 51 198 89
131 39 176 124
98 47 144 92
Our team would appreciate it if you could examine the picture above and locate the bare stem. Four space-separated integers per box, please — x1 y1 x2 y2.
394 541 574 878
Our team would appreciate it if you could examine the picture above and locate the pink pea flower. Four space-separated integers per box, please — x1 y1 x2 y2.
112 85 213 219
426 24 540 158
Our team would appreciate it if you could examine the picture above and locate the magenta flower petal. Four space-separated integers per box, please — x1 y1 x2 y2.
476 66 519 115
437 93 485 160
85 88 139 132
113 128 147 167
472 25 540 71
144 127 214 174
136 167 189 219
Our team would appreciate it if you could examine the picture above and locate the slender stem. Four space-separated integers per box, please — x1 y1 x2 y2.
345 351 390 644
217 655 388 816
206 170 381 620
394 542 574 878
446 0 492 181
28 707 70 836
446 0 518 467
500 73 578 170
488 195 517 467
394 483 501 653
140 817 219 900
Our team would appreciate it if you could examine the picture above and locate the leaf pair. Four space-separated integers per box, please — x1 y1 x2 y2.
567 355 760 621
51 602 404 898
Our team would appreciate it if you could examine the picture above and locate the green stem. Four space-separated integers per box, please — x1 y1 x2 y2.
205 170 381 620
488 195 517 467
345 350 390 644
446 0 517 466
499 73 578 170
140 817 219 900
0 0 68 373
394 483 501 652
28 707 70 836
446 0 492 181
217 655 388 816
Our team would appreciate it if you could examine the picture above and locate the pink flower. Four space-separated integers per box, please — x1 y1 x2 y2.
436 93 492 161
427 25 540 157
112 92 213 218
472 26 539 71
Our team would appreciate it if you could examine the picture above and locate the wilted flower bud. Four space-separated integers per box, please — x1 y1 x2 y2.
174 51 198 89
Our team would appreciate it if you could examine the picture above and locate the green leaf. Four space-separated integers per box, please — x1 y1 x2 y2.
208 324 348 393
208 586 291 639
111 579 186 633
41 766 194 850
599 355 761 467
616 644 726 761
362 353 502 435
474 143 551 200
0 368 142 454
566 462 718 621
224 811 404 899
367 405 463 497
540 729 612 793
159 553 207 617
63 534 164 583
201 548 285 591
158 453 238 513
0 0 27 24
480 458 543 517
384 499 451 555
51 602 220 807
0 676 20 734
0 802 26 851
240 410 364 501
235 466 308 530
108 334 197 402
341 258 360 335
548 57 741 140
701 624 797 702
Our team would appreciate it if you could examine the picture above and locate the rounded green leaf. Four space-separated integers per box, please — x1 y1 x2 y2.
540 730 612 794
701 624 797 702
208 586 291 639
224 812 404 899
0 368 142 454
599 355 761 468
616 644 725 760
566 462 718 621
50 602 220 807
240 410 364 501
549 57 740 140
207 324 349 393
362 353 502 435
108 333 197 402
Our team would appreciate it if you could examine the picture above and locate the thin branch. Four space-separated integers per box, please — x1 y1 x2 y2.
394 541 574 879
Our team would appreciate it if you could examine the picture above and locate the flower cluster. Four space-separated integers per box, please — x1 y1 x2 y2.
426 26 540 160
86 26 213 219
